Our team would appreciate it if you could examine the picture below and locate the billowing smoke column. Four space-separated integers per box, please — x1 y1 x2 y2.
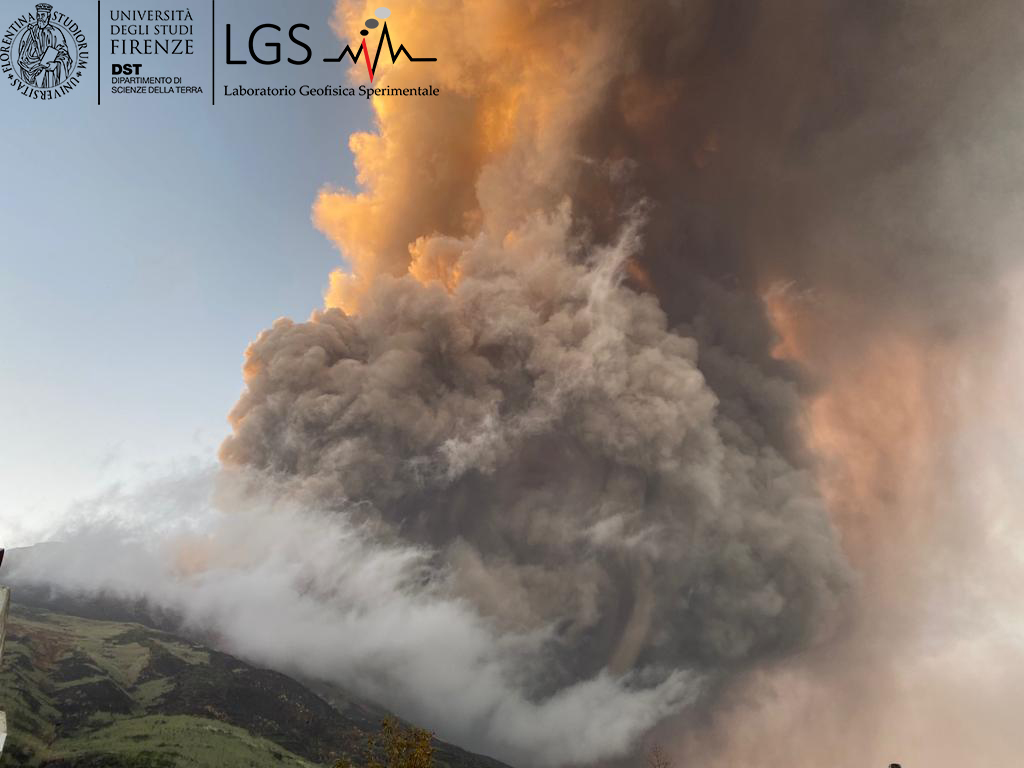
219 0 1024 764
222 205 848 679
222 0 861 721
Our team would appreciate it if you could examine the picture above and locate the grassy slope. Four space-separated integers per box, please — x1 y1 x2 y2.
0 604 505 768
35 716 315 768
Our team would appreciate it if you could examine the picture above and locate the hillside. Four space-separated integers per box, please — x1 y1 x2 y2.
0 603 508 768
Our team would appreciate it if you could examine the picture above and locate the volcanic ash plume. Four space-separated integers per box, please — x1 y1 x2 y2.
219 0 858 758
223 202 848 675
221 0 1024 763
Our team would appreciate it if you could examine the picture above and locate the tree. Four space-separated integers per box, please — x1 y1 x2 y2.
335 717 435 768
646 745 672 768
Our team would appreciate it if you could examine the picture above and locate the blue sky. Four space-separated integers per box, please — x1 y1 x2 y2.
0 0 373 542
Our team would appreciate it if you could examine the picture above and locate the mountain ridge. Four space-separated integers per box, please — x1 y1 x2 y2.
0 601 511 768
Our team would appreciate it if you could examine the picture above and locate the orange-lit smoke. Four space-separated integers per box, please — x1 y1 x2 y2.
313 0 644 312
762 286 956 576
663 283 1024 768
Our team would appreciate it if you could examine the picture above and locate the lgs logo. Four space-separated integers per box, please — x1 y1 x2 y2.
224 6 434 82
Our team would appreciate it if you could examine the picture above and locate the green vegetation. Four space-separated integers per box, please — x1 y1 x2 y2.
0 604 507 768
335 718 434 768
34 715 315 768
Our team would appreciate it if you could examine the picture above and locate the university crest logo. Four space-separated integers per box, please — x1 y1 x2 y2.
2 3 89 100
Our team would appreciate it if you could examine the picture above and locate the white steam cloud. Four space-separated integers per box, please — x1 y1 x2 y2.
10 469 699 766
